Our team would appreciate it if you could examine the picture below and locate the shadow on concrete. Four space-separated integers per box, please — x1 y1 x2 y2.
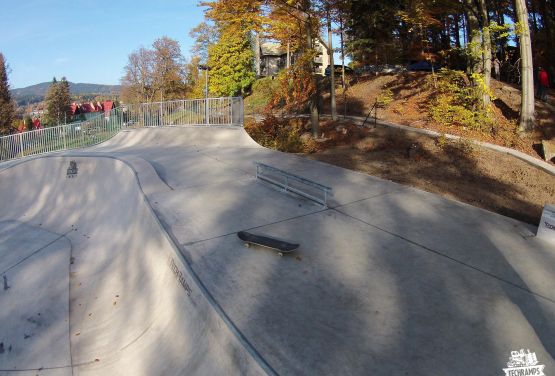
308 127 553 225
1 127 553 375
112 128 554 374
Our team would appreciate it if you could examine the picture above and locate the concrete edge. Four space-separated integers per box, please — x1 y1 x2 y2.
335 115 555 176
0 125 248 170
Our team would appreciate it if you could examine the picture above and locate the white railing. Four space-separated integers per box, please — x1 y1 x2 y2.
0 97 243 162
126 97 243 127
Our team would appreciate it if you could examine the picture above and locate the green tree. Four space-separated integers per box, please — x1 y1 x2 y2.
208 29 256 96
185 56 206 99
24 115 33 131
0 53 16 135
45 77 71 126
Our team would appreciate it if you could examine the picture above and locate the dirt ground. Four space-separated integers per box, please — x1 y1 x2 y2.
302 119 555 225
322 72 555 160
246 72 555 225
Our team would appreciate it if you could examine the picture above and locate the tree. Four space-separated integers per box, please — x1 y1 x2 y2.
208 29 256 96
202 0 261 97
121 47 155 103
121 38 187 103
185 56 207 99
514 0 535 133
152 36 188 100
24 115 33 131
44 77 71 126
0 53 16 135
189 21 219 64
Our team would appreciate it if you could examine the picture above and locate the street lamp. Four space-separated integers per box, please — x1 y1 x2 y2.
198 64 210 125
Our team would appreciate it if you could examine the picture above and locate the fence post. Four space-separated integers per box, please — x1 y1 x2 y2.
18 133 24 157
241 97 245 126
62 126 67 150
205 98 209 126
229 97 234 125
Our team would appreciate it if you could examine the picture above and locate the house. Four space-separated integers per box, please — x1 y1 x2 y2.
103 100 114 117
312 39 330 76
259 42 287 78
70 101 114 120
257 40 330 77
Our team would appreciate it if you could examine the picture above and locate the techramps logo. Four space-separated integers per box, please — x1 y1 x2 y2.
503 349 545 376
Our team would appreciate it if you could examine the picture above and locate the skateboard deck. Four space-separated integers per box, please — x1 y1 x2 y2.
237 231 299 256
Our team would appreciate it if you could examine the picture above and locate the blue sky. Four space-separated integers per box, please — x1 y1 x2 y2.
1 0 207 88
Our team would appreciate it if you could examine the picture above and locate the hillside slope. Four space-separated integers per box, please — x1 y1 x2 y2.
11 82 120 105
322 72 554 157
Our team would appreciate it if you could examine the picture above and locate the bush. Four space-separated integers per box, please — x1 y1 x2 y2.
245 115 317 153
377 88 394 108
428 69 494 132
244 77 281 114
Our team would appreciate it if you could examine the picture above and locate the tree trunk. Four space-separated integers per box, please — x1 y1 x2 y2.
340 16 345 90
305 10 319 137
254 32 261 77
478 0 492 106
454 14 462 48
287 40 291 69
494 2 507 75
327 7 337 120
515 0 535 132
463 0 481 74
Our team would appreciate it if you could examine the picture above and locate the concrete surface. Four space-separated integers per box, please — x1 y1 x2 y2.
1 126 554 375
0 156 267 375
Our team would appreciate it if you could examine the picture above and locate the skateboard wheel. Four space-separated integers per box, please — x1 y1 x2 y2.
244 243 250 248
278 252 283 257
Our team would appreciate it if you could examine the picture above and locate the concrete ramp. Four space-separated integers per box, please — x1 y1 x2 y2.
95 127 260 152
1 126 554 375
0 157 267 375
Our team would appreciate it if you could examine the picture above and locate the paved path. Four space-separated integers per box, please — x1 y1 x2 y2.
0 126 553 375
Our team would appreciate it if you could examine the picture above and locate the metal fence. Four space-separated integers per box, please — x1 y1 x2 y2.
0 97 243 162
124 97 244 127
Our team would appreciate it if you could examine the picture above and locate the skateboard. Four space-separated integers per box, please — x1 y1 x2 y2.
237 231 299 256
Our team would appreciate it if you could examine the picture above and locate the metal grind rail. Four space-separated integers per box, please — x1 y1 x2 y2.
255 162 332 207
0 97 244 163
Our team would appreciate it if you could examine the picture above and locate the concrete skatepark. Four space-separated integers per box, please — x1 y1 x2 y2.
0 126 554 375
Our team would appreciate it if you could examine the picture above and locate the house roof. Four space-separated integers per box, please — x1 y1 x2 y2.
103 100 113 115
261 42 286 57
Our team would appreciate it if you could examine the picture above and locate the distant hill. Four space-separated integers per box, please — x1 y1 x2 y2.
11 82 120 106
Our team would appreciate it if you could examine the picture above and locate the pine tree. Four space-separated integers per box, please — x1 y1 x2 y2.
45 77 71 126
24 115 33 131
0 53 16 135
59 77 71 123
